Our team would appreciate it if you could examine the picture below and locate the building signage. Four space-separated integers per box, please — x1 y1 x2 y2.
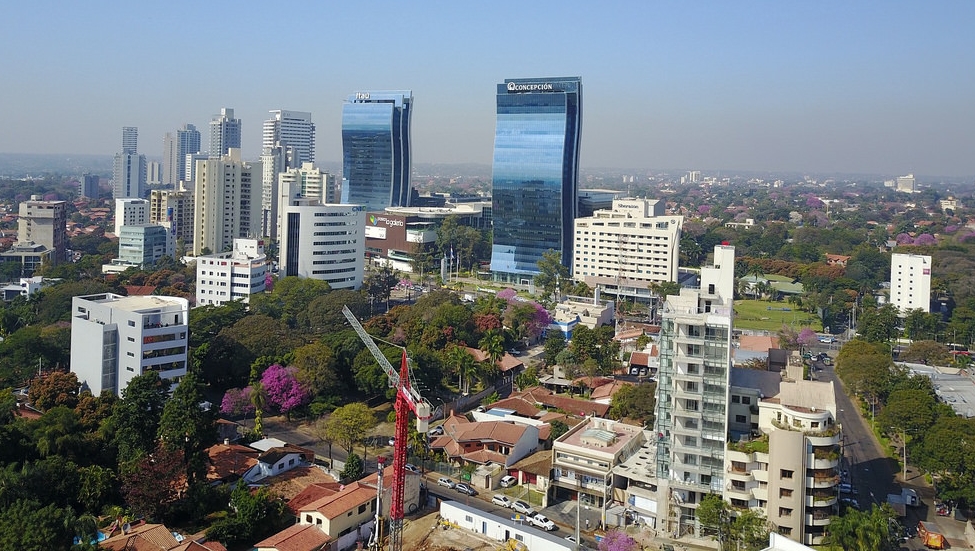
355 92 370 100
368 215 404 227
365 226 387 240
507 82 554 92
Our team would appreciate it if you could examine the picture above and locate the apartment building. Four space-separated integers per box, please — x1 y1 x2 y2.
890 253 932 314
195 238 268 306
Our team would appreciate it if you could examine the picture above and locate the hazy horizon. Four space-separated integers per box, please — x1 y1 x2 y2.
2 1 973 178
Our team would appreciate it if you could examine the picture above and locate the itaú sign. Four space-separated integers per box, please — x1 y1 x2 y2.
507 82 554 92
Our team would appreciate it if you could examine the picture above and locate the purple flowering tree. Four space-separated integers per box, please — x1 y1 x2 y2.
797 327 818 349
220 386 255 417
497 288 517 301
913 234 936 246
806 194 824 208
895 233 914 245
697 204 711 215
260 364 310 419
597 530 638 551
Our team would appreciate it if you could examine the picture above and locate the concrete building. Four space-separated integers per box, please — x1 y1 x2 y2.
653 244 735 539
263 110 315 165
116 224 174 267
896 173 916 193
279 201 365 290
70 293 189 397
727 364 840 546
114 198 149 236
79 173 99 199
149 187 194 250
147 161 162 186
192 149 262 255
890 253 932 314
274 162 337 239
0 242 54 277
113 127 146 199
209 108 241 158
551 417 646 522
438 501 576 551
162 123 201 185
17 196 67 265
196 238 268 307
260 143 292 240
573 198 682 303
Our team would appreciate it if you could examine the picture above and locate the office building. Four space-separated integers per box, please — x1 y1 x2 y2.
79 173 99 199
896 173 916 193
274 162 337 239
653 244 735 539
70 293 189 397
890 253 932 314
489 77 583 284
147 161 162 186
149 187 194 251
260 143 293 239
263 110 315 165
209 108 241 158
196 239 268 307
18 196 67 264
116 224 174 267
113 127 147 199
280 201 365 290
192 149 261 255
115 198 149 236
184 152 207 185
341 90 413 212
163 124 201 185
121 126 138 155
573 198 682 303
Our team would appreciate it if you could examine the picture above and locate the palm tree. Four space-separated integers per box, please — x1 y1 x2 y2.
460 354 478 395
250 382 267 437
480 332 505 366
446 345 469 394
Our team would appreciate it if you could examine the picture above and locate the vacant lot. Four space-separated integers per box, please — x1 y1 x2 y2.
733 299 821 332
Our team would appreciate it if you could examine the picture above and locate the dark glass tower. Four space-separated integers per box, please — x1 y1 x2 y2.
341 91 412 212
490 77 582 284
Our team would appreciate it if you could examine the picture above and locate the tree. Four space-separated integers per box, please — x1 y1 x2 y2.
609 383 656 426
514 366 540 390
290 341 340 399
77 464 117 514
823 504 899 551
899 340 951 365
207 481 289 547
544 331 567 366
31 406 84 459
597 530 638 551
341 452 364 482
0 387 16 425
158 371 216 486
0 499 75 551
534 250 570 302
109 371 169 464
28 370 80 411
697 493 769 551
260 364 310 419
364 264 399 313
120 445 185 521
220 386 255 417
550 420 569 441
697 494 733 550
330 402 378 456
857 303 899 343
313 415 339 463
903 309 941 341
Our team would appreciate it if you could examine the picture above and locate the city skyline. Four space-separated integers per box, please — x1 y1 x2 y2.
1 1 974 177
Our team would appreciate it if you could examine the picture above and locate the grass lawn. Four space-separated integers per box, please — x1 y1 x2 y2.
733 299 821 332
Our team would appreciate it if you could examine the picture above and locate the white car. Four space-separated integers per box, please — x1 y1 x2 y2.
438 477 455 488
500 475 517 488
512 500 535 516
529 514 556 531
405 463 420 473
428 425 444 436
492 495 513 508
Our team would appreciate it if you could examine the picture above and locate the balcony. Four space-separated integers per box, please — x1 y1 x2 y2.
811 456 840 470
808 475 839 489
807 494 837 507
805 512 832 526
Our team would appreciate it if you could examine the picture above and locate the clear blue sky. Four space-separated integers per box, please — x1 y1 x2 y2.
2 1 973 177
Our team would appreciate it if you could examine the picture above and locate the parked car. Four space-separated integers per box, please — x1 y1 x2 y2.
529 514 556 531
512 500 535 516
428 425 444 436
405 463 420 473
454 483 477 496
500 475 517 488
492 495 513 508
438 477 455 488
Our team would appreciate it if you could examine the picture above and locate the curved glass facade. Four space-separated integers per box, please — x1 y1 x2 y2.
341 91 412 212
490 77 582 283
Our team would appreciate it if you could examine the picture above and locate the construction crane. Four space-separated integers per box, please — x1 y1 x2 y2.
342 306 432 551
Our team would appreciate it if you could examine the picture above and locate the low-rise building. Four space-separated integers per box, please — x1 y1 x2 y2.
70 293 189 397
195 238 268 306
430 413 539 470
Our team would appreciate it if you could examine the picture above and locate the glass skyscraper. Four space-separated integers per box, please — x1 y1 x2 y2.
490 77 582 284
341 91 412 212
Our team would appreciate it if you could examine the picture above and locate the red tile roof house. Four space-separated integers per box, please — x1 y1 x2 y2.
428 412 539 471
256 466 421 551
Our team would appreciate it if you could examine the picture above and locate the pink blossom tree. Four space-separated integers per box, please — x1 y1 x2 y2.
497 288 517 301
597 530 638 551
220 386 255 416
797 327 818 348
260 364 309 419
895 233 914 245
913 233 936 246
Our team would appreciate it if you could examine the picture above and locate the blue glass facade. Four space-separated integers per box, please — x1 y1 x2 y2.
341 91 412 212
490 77 582 283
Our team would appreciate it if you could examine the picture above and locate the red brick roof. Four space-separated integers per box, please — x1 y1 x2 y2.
253 524 329 551
287 483 342 515
205 443 259 483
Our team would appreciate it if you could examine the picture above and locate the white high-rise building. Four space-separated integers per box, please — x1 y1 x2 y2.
890 253 932 314
209 108 241 158
163 124 201 185
192 149 262 255
114 198 150 236
113 126 147 199
573 198 682 303
279 201 365 290
70 293 189 397
653 244 735 539
896 173 916 193
196 239 268 307
260 143 293 240
275 163 336 240
263 110 315 165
